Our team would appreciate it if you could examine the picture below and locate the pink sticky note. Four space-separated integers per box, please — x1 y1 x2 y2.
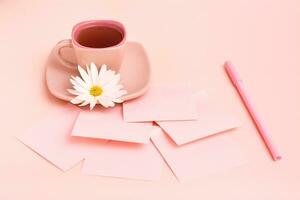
156 91 239 145
17 104 108 171
17 104 162 180
151 127 247 182
82 141 162 181
72 105 154 143
122 84 198 122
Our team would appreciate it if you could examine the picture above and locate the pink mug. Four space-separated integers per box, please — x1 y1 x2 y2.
53 20 127 71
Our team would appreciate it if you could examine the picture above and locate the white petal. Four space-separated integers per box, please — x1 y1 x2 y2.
70 78 86 93
107 102 115 107
79 101 90 107
103 84 123 92
70 97 83 105
89 98 97 110
86 65 93 81
79 95 92 107
67 89 85 96
106 69 116 77
78 65 92 86
116 84 124 90
81 93 91 100
70 76 88 89
118 89 128 95
99 69 115 86
98 96 115 107
98 64 107 83
101 86 127 100
112 98 123 103
109 89 128 98
72 85 88 94
90 63 98 85
102 85 124 97
98 98 109 108
72 76 89 90
107 73 121 86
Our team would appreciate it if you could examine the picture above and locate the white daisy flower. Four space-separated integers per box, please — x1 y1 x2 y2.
68 63 127 110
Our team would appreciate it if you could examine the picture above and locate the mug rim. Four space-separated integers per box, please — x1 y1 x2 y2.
71 20 126 49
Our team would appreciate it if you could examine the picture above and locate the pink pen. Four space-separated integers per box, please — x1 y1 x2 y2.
224 61 281 161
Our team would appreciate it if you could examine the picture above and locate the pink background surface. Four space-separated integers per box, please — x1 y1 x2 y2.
0 0 299 199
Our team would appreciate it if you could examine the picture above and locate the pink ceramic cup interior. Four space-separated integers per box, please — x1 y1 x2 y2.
53 20 127 71
71 20 127 49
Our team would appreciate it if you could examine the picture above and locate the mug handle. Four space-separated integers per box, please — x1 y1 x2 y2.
53 39 77 69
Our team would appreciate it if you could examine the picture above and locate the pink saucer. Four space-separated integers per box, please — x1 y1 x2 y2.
46 42 151 102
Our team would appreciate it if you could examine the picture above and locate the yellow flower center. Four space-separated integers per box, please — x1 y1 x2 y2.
89 86 103 97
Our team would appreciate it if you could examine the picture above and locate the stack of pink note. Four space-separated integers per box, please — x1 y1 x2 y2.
18 84 247 181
